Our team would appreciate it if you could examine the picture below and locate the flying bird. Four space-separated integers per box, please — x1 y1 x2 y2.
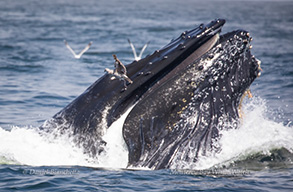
105 54 133 91
64 40 92 59
128 39 149 61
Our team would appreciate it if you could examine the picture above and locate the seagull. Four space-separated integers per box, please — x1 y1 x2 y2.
128 39 149 61
64 40 92 59
105 54 133 91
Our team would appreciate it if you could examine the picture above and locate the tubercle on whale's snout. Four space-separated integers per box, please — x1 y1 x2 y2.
195 19 226 38
158 19 225 53
129 20 224 89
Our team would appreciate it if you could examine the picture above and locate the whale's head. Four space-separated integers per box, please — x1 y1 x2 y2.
44 19 261 169
123 20 261 169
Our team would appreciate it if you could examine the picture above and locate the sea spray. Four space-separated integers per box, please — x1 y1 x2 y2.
0 126 92 166
0 98 292 170
97 106 135 168
193 96 293 170
0 107 134 168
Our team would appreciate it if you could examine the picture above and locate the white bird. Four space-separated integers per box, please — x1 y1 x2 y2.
105 54 133 91
64 40 92 59
128 39 149 61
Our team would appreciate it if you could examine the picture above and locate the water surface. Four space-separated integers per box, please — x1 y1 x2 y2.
0 0 293 191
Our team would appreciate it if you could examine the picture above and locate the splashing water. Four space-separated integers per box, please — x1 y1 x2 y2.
0 106 133 168
0 126 92 166
193 97 293 170
0 97 292 169
96 106 134 168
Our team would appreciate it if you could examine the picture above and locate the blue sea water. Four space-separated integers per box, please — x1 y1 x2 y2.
0 0 293 191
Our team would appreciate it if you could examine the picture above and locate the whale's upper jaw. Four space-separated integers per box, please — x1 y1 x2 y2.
158 19 225 54
126 19 226 78
109 19 226 121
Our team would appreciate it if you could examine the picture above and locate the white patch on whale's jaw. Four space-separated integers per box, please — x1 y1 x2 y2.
98 105 135 168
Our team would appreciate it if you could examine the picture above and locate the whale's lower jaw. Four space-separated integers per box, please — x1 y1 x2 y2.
123 30 260 169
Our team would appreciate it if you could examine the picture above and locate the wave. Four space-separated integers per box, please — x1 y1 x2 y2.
0 97 292 170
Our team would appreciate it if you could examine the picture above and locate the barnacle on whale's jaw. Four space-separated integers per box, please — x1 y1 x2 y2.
217 30 261 119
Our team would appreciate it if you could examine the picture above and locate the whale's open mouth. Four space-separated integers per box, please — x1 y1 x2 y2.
42 19 261 170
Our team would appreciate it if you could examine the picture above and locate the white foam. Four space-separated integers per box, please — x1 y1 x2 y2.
0 106 134 168
0 97 292 170
0 126 93 166
97 106 134 168
193 97 293 169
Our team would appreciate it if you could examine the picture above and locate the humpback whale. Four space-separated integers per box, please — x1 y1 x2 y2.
42 19 261 169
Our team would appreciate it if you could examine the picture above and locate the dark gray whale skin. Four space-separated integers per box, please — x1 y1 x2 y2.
124 29 260 169
42 19 260 169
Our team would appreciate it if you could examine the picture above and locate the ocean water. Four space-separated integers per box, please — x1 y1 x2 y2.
0 0 293 191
